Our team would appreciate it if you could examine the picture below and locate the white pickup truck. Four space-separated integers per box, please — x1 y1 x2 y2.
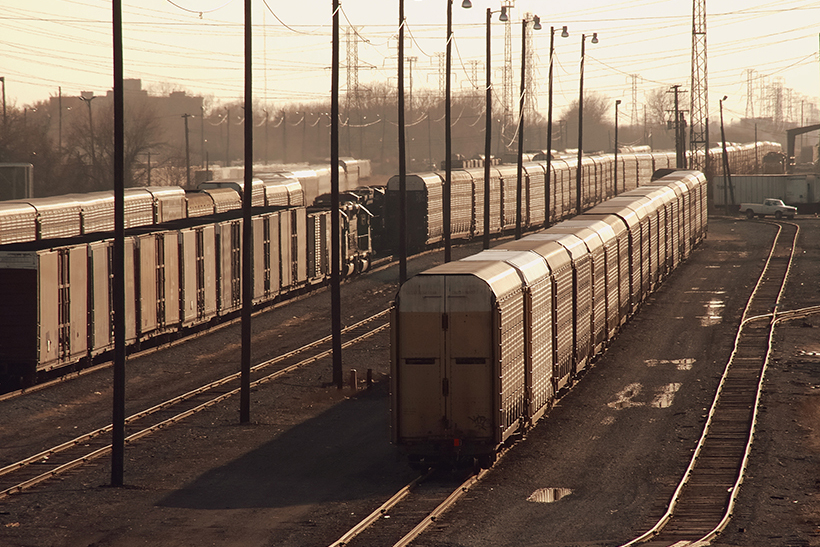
740 198 797 220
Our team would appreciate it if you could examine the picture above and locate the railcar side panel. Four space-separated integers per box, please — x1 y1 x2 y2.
88 241 113 355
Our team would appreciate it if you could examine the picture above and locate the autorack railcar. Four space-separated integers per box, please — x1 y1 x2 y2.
391 170 708 468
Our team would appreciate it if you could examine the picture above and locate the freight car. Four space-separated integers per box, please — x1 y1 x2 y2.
384 142 779 253
391 170 707 468
0 193 374 388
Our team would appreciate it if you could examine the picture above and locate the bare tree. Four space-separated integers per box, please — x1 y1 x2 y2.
560 92 611 152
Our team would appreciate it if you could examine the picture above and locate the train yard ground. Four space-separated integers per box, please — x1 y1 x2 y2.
1 215 819 546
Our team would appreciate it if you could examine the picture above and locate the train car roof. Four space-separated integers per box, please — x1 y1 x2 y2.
521 231 590 261
542 225 604 254
492 238 572 272
461 249 550 286
416 260 523 301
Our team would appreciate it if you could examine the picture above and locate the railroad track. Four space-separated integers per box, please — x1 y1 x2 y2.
328 468 492 547
0 309 390 501
621 220 800 546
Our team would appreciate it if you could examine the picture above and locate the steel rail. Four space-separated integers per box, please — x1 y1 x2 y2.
392 468 490 547
0 310 390 500
328 470 434 547
620 221 799 546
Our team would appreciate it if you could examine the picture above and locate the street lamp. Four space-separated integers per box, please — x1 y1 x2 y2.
80 91 98 179
443 0 473 262
575 32 598 214
515 14 542 240
477 5 509 249
614 99 621 196
545 25 568 227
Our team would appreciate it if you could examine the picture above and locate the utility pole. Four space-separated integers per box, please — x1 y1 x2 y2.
225 107 230 167
670 85 687 169
182 113 192 187
80 91 97 181
0 77 6 128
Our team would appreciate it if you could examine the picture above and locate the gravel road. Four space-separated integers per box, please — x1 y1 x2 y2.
0 217 818 547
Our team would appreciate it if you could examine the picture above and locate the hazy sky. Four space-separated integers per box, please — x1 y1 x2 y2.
3 0 820 124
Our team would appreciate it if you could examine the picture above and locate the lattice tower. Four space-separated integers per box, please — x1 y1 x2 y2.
630 74 640 125
436 52 446 98
345 27 360 107
745 69 756 119
689 0 708 171
406 56 417 112
524 14 538 117
502 0 515 145
772 78 784 127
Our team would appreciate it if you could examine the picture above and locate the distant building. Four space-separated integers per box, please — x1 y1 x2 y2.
47 79 204 151
0 163 34 200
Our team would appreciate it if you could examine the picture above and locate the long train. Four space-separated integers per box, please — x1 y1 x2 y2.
383 142 780 252
0 187 377 388
391 170 708 468
0 161 371 246
0 143 777 387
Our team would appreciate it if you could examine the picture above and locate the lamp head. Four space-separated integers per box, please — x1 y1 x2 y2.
591 32 598 44
533 15 542 30
616 99 622 106
561 26 569 38
461 0 472 8
499 6 508 21
722 95 728 101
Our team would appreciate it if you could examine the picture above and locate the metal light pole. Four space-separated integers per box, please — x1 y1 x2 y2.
614 99 621 196
80 91 97 180
399 0 407 283
481 6 508 249
443 0 472 262
575 32 597 214
331 0 343 388
545 25 568 228
516 15 541 240
111 0 126 488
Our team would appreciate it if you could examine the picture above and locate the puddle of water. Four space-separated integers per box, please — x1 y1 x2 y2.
644 358 695 370
608 383 644 409
699 299 725 326
527 488 573 503
651 383 682 408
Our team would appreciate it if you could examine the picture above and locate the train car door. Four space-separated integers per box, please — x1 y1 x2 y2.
68 245 88 361
394 261 522 454
88 240 113 355
395 274 447 442
444 273 495 443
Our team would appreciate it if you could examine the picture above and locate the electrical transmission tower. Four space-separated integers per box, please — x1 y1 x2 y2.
502 0 515 147
467 60 483 98
745 69 756 119
406 56 418 112
436 52 446 98
345 27 361 102
629 74 640 125
523 14 538 117
689 0 708 171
